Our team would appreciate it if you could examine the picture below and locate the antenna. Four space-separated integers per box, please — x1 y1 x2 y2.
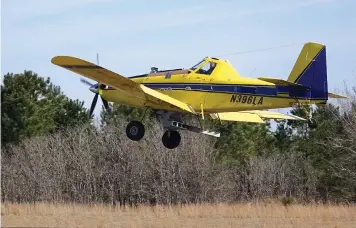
96 53 99 65
248 68 256 77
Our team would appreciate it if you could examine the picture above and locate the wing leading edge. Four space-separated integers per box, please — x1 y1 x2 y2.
51 56 196 114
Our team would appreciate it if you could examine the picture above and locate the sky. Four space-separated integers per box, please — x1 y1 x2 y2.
1 0 356 119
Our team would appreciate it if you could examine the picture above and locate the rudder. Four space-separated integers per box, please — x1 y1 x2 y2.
287 42 328 100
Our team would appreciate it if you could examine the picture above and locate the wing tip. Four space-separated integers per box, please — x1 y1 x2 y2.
51 55 71 65
51 55 99 69
51 56 60 64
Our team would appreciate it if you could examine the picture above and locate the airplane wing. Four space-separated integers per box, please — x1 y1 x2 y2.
210 110 306 123
51 56 196 114
210 112 265 123
240 110 306 121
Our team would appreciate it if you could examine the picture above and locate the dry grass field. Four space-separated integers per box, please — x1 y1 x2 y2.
2 202 356 228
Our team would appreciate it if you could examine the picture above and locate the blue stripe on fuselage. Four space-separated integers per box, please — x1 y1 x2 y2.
106 83 317 99
143 83 280 96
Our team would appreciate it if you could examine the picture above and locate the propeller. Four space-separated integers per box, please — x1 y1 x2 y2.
80 78 94 87
80 53 112 117
89 93 99 117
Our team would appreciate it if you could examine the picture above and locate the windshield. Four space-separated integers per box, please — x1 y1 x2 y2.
196 61 217 75
190 59 205 70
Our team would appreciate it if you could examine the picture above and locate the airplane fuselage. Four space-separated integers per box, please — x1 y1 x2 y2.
100 71 323 113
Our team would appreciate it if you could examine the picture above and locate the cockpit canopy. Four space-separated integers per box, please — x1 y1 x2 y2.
127 56 240 80
190 57 218 75
190 59 205 71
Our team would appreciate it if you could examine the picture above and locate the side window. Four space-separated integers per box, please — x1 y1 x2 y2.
197 62 216 75
200 63 210 72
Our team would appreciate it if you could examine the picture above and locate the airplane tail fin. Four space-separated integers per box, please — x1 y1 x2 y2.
287 42 328 100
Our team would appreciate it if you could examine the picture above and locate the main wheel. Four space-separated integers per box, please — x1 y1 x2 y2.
308 118 317 129
126 121 145 141
287 120 293 126
162 130 181 149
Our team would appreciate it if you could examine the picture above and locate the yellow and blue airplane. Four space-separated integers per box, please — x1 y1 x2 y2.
51 42 346 149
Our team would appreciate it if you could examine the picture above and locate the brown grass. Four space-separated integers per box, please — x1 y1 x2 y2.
2 202 356 228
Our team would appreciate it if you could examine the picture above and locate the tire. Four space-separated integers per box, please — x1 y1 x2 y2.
126 121 145 141
308 118 317 129
162 130 181 149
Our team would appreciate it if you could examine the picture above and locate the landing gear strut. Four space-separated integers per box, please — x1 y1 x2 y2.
125 110 219 149
307 104 317 129
126 121 145 141
162 130 181 149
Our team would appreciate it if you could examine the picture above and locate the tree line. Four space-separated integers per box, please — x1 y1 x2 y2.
1 71 356 205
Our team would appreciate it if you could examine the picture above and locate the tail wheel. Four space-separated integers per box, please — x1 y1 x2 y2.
308 118 317 129
162 130 181 149
126 121 145 141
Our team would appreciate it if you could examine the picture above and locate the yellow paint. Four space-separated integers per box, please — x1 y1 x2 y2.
51 42 342 123
216 112 265 123
287 42 324 83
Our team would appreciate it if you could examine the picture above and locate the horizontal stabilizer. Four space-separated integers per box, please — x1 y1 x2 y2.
328 92 347 99
258 77 308 88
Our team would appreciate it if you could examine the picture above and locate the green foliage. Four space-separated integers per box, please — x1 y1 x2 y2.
209 119 277 165
100 103 156 129
274 119 293 150
274 103 351 200
1 71 91 145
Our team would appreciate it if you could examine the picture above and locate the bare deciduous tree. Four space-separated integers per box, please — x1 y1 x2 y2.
1 119 323 205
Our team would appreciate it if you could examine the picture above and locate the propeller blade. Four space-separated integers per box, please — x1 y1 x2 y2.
101 96 111 113
80 78 95 87
89 93 99 117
